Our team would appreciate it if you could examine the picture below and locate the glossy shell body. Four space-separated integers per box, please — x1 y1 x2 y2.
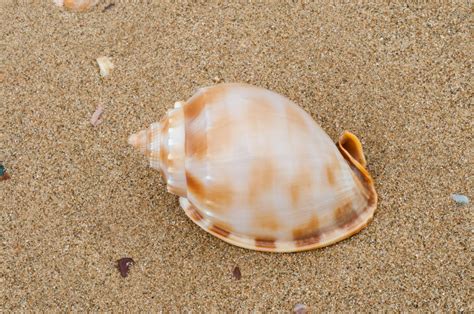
129 83 377 252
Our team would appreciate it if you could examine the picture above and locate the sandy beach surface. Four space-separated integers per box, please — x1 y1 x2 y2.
1 1 472 311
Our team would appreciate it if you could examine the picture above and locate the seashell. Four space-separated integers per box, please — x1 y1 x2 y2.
128 83 377 252
54 0 99 12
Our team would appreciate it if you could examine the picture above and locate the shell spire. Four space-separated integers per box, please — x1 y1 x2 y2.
128 129 147 153
128 127 158 157
128 122 162 171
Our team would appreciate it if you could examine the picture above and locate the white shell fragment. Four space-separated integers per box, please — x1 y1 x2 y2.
293 303 308 314
54 0 99 11
90 105 104 127
96 56 114 77
129 83 378 252
451 194 469 205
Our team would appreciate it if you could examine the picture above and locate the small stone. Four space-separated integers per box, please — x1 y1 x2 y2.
232 266 241 280
212 76 224 83
117 257 134 278
293 303 307 314
0 164 10 181
102 3 115 12
451 194 469 205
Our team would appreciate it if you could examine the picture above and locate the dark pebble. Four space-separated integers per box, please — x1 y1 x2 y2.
117 257 134 277
0 164 10 181
232 266 241 280
102 3 115 12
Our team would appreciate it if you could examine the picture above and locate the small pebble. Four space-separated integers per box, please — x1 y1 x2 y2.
90 105 104 127
117 257 134 278
232 266 241 280
293 303 307 314
212 76 224 83
102 3 115 12
451 194 469 205
0 164 10 181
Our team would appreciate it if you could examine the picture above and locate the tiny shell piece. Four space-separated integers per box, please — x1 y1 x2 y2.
293 304 308 314
451 194 469 205
54 0 99 11
96 56 114 77
90 105 104 127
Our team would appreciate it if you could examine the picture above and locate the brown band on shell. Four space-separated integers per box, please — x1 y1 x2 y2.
209 224 231 238
254 237 277 249
294 232 322 248
185 172 233 213
184 97 207 159
183 90 207 122
334 202 359 229
293 215 322 247
292 215 320 240
186 172 206 199
183 85 228 159
187 204 204 222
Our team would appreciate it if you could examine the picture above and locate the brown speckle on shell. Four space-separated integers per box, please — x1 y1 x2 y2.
254 237 276 249
209 224 231 238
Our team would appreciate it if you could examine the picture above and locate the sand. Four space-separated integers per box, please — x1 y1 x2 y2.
1 1 472 312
